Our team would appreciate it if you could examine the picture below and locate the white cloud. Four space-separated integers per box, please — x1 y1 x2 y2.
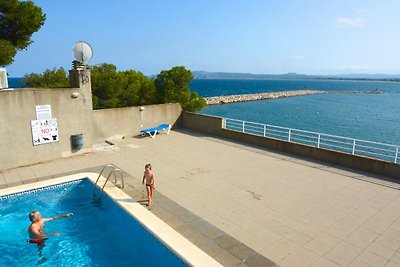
335 17 364 28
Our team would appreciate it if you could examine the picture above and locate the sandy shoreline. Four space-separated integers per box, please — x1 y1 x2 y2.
205 89 383 105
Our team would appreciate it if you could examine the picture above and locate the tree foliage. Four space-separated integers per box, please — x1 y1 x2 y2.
91 63 156 109
24 63 206 112
24 67 69 88
155 66 206 112
182 92 207 112
0 0 46 66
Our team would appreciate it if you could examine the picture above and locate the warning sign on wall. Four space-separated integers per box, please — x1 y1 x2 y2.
31 118 59 146
35 105 52 120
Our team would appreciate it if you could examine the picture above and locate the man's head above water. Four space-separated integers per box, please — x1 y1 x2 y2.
29 210 41 222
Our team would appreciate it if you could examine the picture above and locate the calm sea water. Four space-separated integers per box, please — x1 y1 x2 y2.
8 77 26 88
191 79 400 145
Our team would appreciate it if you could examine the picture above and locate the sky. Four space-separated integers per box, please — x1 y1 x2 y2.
6 0 400 77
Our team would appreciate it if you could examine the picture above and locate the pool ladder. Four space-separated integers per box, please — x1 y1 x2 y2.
93 164 124 197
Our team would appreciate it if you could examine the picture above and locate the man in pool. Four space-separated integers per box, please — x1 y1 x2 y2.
28 210 73 243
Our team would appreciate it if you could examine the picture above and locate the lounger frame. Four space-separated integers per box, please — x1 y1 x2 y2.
140 124 171 138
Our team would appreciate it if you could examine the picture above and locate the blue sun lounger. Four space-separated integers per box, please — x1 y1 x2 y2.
140 123 171 138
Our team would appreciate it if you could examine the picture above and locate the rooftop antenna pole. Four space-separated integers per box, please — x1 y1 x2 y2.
72 41 93 85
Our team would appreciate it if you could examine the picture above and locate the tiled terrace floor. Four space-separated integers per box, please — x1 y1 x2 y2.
1 129 400 266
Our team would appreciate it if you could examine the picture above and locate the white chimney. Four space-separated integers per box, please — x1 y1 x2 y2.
0 68 8 89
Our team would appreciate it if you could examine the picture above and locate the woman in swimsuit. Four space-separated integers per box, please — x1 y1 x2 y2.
142 163 156 206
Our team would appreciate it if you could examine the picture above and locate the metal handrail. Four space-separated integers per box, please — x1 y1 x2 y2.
93 164 125 197
224 118 400 164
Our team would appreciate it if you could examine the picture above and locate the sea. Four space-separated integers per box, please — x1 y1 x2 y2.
7 77 26 88
191 79 400 146
8 77 400 146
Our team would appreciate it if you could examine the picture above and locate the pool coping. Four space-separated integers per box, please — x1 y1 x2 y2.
0 172 222 267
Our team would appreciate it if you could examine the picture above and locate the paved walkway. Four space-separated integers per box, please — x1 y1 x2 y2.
1 129 400 266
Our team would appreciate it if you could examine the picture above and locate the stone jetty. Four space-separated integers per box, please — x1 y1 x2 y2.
205 89 383 105
205 90 322 105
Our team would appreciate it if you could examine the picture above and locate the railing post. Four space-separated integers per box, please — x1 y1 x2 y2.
395 147 399 164
317 134 321 148
223 118 226 129
288 129 291 142
242 121 245 133
263 125 266 137
352 140 356 155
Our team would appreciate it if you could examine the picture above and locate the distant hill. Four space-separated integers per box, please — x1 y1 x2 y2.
192 71 321 80
192 71 400 81
328 73 400 80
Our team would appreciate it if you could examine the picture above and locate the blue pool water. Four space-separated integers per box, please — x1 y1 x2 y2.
0 179 186 266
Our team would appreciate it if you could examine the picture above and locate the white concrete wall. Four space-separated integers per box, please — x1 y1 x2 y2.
0 71 182 170
91 103 182 142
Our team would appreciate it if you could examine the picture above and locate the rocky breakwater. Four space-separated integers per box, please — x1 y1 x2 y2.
205 89 384 105
205 90 323 105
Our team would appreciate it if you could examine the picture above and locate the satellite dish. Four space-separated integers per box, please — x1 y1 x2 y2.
72 41 93 64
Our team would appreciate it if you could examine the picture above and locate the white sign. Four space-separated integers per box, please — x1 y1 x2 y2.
31 118 59 146
36 105 52 120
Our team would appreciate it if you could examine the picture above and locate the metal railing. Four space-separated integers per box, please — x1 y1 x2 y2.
223 118 400 164
93 164 124 197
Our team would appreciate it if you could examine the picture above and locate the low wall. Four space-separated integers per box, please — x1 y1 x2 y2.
181 112 223 134
0 86 93 169
0 81 182 170
182 112 400 179
92 103 182 142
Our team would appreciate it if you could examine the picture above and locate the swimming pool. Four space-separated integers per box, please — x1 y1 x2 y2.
0 174 221 266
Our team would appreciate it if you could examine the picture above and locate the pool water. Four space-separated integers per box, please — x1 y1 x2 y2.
0 179 187 266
